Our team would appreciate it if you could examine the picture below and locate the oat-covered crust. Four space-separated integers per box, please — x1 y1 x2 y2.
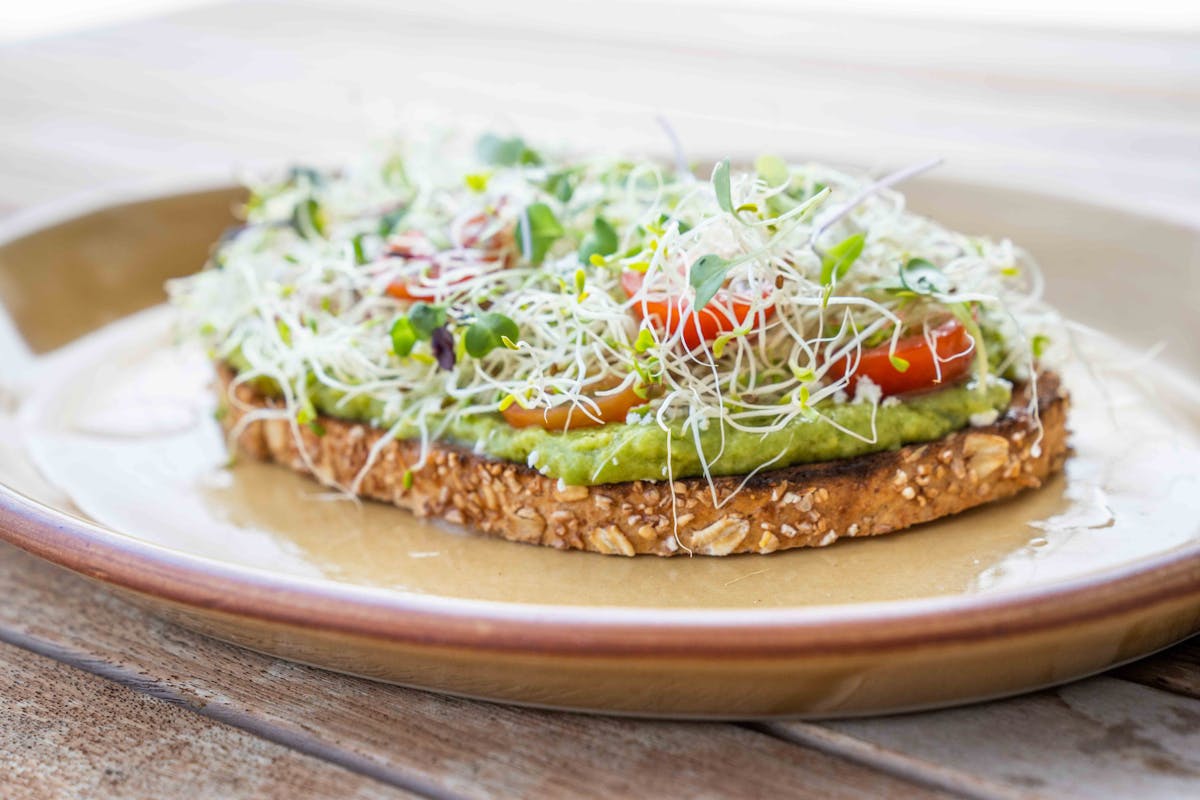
219 366 1069 556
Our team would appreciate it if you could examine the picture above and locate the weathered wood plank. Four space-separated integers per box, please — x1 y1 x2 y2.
1114 638 1200 700
0 543 948 799
766 678 1200 800
0 642 403 800
752 723 1030 800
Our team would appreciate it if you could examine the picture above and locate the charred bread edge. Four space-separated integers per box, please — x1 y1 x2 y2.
218 366 1069 557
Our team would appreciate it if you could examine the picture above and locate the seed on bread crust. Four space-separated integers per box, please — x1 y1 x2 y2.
218 366 1069 557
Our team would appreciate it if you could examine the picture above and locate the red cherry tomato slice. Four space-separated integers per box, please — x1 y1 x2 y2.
827 318 975 396
386 260 503 301
620 270 774 351
501 383 650 430
385 222 512 301
384 232 440 300
385 278 437 301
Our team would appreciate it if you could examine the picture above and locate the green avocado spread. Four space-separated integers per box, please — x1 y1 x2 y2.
441 381 1008 485
230 358 1010 486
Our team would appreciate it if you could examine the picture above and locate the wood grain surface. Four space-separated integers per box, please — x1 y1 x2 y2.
1116 646 1200 701
1 2 1198 797
0 543 951 799
0 642 406 800
768 677 1200 799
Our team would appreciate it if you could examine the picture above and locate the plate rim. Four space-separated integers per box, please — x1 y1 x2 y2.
2 176 1198 661
2 482 1198 658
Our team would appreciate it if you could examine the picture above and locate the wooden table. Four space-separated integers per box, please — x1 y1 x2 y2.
2 4 1197 797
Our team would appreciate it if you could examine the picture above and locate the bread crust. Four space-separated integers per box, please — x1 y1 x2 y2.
218 367 1069 556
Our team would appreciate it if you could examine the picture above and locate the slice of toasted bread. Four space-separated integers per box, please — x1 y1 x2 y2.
218 366 1068 556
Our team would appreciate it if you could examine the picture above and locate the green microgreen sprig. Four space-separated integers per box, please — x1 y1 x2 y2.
578 217 618 265
516 203 564 265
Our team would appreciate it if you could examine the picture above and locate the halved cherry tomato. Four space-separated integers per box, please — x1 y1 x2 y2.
452 211 513 256
386 258 504 300
384 231 441 300
501 383 650 431
386 272 461 301
385 220 512 301
826 318 974 397
620 270 774 351
385 230 437 259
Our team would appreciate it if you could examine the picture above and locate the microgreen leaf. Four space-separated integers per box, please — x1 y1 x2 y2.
690 254 732 309
464 312 520 358
712 329 743 359
791 366 815 382
382 155 408 188
516 203 564 265
297 401 325 436
275 318 292 346
796 385 819 421
863 324 895 348
634 327 656 353
378 208 407 236
819 232 865 286
1032 333 1050 359
711 159 733 213
765 177 823 218
290 198 326 239
464 173 489 192
754 154 789 188
286 166 324 186
430 326 456 370
544 171 576 203
889 354 911 373
390 317 418 356
407 303 447 339
578 216 619 264
899 258 950 295
351 233 368 265
476 133 541 167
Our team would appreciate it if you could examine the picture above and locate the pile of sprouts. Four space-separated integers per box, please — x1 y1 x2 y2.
169 131 1058 486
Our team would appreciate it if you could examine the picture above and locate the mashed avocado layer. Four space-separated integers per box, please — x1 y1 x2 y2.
445 381 1010 485
231 358 1010 485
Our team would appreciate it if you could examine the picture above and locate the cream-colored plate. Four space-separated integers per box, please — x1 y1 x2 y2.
1 179 1197 718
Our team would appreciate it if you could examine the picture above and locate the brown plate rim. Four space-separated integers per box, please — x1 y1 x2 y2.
2 177 1199 660
3 483 1199 658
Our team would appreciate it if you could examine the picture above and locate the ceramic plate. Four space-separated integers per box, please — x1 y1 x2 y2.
1 179 1197 718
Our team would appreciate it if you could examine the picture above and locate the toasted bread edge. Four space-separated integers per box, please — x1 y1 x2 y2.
218 367 1069 556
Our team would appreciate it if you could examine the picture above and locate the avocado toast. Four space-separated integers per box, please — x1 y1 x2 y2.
171 134 1068 556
